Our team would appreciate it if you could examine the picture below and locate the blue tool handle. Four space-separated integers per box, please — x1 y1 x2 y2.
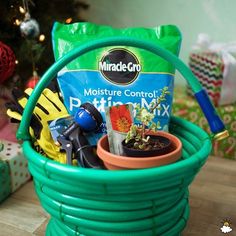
195 89 227 136
74 107 98 132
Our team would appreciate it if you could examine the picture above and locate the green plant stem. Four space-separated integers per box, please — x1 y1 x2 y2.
150 91 166 113
150 100 160 113
141 123 146 139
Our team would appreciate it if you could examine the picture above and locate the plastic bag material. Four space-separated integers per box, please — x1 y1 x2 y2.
52 22 182 144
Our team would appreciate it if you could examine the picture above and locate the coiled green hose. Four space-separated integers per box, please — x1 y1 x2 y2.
16 37 214 235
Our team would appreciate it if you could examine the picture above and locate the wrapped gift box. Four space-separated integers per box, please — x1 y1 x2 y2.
173 87 236 160
188 52 224 106
0 159 11 203
0 140 31 193
188 48 236 107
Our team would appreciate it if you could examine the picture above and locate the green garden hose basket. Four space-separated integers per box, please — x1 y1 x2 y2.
17 37 227 236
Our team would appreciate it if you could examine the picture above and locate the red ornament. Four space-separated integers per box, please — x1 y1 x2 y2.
26 72 40 89
0 41 16 84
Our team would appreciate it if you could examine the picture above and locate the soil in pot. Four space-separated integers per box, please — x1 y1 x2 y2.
122 135 173 157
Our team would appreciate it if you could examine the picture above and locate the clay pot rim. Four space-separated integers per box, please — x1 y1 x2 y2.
97 131 182 169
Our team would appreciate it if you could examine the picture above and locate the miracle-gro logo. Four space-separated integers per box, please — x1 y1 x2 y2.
99 48 141 85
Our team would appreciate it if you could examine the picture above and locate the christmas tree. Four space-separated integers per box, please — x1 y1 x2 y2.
0 0 89 142
0 0 89 91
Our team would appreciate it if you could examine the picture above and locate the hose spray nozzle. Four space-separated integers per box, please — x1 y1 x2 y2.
58 103 104 169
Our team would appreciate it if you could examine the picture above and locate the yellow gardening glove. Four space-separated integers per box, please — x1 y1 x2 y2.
6 87 69 164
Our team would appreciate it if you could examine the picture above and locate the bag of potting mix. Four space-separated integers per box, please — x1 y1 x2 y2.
52 22 182 144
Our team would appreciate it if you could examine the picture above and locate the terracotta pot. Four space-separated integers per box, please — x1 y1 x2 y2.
97 131 182 170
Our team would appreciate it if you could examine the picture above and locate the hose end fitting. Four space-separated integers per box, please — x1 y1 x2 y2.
213 130 229 141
